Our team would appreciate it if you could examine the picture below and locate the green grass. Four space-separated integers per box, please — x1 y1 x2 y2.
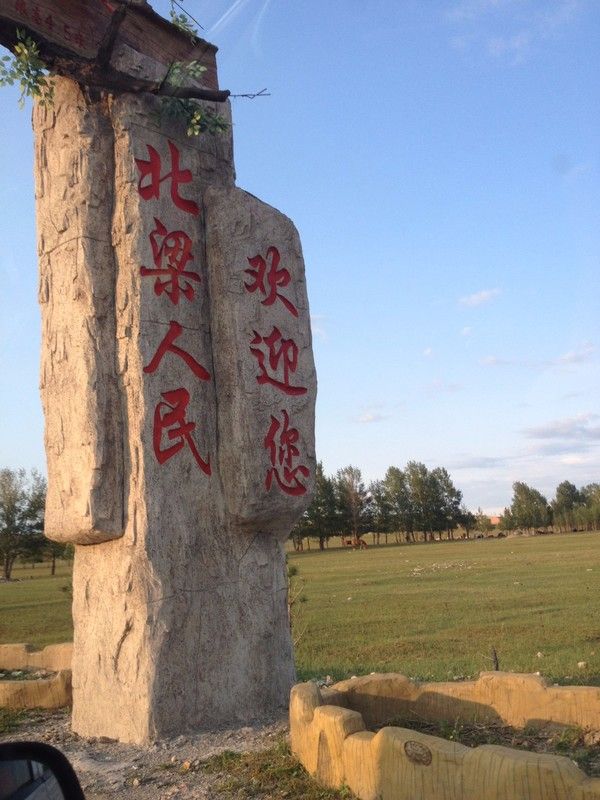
289 532 600 685
198 737 356 799
2 536 600 690
0 562 73 647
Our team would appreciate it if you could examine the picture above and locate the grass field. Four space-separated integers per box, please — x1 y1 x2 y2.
289 532 600 685
1 534 600 688
0 562 73 647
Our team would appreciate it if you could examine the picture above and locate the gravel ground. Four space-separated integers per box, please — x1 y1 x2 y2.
1 709 289 799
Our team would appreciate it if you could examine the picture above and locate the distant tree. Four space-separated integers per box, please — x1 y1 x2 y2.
43 539 69 576
475 507 493 535
459 506 477 539
508 482 551 531
291 462 337 550
369 479 393 544
552 480 582 532
498 507 515 531
404 461 433 540
384 467 414 542
0 468 46 580
335 465 369 545
431 467 463 540
577 484 600 531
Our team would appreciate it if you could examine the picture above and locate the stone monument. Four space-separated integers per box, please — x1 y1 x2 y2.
1 1 316 744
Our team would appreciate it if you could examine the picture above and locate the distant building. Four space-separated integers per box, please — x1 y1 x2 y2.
489 515 501 526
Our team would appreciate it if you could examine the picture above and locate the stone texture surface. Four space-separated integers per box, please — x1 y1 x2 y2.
331 671 600 732
205 186 317 536
34 78 314 743
290 680 600 800
0 670 71 710
35 80 123 544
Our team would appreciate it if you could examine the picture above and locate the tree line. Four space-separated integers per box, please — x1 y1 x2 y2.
292 461 476 549
500 480 600 533
2 467 599 577
292 465 600 550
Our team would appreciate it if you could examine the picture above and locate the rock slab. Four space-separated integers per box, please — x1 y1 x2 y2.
34 78 316 743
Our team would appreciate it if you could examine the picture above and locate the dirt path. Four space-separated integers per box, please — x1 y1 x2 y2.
1 709 289 799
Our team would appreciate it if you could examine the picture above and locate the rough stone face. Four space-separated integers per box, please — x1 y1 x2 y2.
35 80 123 544
205 186 317 536
34 78 314 743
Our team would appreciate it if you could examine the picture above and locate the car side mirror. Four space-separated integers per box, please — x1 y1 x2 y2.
0 742 85 800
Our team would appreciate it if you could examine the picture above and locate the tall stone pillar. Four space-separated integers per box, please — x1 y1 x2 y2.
34 78 316 744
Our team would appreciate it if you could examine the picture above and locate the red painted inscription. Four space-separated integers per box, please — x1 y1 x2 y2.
153 388 211 474
144 321 211 381
250 327 307 396
13 1 91 46
264 410 308 496
135 141 199 216
140 218 200 305
244 246 298 317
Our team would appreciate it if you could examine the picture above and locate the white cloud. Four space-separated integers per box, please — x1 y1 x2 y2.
523 413 600 441
480 355 512 367
480 342 595 370
355 410 389 424
459 288 501 307
425 378 462 393
556 341 595 365
560 454 594 466
450 455 509 469
423 347 433 357
487 31 531 63
310 314 328 341
461 326 472 337
447 0 585 64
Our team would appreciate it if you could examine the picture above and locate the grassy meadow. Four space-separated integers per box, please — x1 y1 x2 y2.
289 532 600 684
2 534 600 688
0 562 73 647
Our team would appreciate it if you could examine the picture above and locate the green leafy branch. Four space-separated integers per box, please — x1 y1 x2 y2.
0 29 54 108
158 59 229 138
169 1 199 42
0 22 228 140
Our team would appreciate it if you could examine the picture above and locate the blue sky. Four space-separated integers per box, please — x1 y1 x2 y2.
0 0 598 512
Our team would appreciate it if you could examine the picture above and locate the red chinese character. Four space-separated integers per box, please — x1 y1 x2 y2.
135 140 199 216
250 327 307 396
140 218 200 305
153 388 211 474
144 321 211 381
264 410 309 496
244 246 298 317
15 0 28 17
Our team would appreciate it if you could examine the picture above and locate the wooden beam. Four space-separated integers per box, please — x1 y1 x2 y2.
0 0 229 100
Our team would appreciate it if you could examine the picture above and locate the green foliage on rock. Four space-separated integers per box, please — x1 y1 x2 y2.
0 29 54 108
